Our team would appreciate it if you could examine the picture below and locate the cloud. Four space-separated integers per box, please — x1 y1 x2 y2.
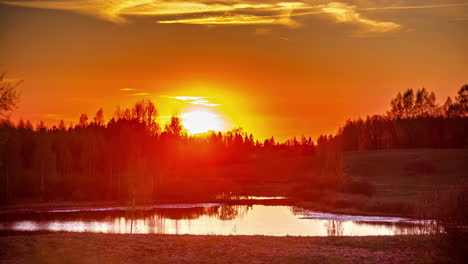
120 88 149 95
2 77 22 83
158 14 288 25
321 2 400 33
0 0 306 26
120 88 137 91
119 88 150 96
0 0 129 22
169 96 219 107
2 1 466 33
360 3 468 11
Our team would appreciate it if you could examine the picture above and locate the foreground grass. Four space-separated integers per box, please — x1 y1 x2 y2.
0 232 446 264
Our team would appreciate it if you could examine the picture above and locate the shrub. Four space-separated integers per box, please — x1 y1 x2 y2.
419 182 468 263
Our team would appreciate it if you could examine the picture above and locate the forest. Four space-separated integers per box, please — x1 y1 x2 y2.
340 86 468 150
0 80 467 205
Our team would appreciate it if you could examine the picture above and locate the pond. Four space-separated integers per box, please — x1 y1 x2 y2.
0 202 432 236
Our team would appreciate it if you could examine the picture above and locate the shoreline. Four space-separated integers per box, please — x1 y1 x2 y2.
0 197 418 219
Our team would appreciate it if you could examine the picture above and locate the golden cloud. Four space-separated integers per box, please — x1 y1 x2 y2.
3 1 465 33
321 2 400 33
169 96 219 107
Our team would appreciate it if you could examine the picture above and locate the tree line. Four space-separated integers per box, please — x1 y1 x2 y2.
0 75 466 204
339 85 468 151
0 97 337 204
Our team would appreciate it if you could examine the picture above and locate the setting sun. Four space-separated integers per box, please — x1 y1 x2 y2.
180 110 224 134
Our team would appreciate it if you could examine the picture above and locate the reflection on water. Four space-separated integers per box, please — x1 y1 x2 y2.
217 195 287 200
0 204 431 236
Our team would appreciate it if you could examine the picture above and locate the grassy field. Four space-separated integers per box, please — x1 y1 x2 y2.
344 149 467 191
298 149 468 217
0 232 444 264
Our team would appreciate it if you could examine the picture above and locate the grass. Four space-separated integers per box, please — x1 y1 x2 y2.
0 232 443 264
298 149 468 217
344 149 467 190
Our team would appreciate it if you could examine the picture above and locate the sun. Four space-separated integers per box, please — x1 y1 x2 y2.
180 110 224 134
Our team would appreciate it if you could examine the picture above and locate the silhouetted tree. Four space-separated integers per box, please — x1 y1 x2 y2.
165 116 184 137
402 89 415 118
340 86 468 150
414 87 436 117
389 92 404 119
0 73 21 117
78 113 88 128
443 97 454 117
93 108 104 126
452 84 468 117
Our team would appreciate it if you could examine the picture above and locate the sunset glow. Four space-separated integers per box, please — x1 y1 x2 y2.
180 110 224 134
1 0 467 140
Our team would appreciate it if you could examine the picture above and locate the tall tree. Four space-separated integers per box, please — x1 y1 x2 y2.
389 92 404 119
165 116 184 136
414 87 436 117
454 84 468 117
93 108 104 126
0 73 21 117
443 97 453 117
78 113 88 128
402 89 415 118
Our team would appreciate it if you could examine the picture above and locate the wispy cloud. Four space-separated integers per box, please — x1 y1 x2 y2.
2 77 22 83
120 88 150 96
157 14 294 26
2 1 467 33
120 88 138 91
169 96 219 107
0 0 305 26
321 2 400 33
360 3 468 11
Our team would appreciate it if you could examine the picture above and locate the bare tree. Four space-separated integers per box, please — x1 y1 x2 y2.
414 87 437 117
78 113 88 127
93 108 104 126
165 116 184 136
402 89 415 118
455 84 468 117
389 92 404 119
443 97 453 117
0 73 21 117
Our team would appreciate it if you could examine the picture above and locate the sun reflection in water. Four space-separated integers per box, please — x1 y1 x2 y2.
1 205 431 236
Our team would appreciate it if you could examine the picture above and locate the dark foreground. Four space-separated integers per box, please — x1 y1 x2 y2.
0 232 447 264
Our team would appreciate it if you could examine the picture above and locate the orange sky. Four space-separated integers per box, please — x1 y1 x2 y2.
1 0 467 140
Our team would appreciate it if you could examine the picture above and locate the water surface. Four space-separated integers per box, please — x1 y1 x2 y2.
0 203 430 236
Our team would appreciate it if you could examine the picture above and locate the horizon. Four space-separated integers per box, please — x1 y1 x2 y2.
2 84 466 144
